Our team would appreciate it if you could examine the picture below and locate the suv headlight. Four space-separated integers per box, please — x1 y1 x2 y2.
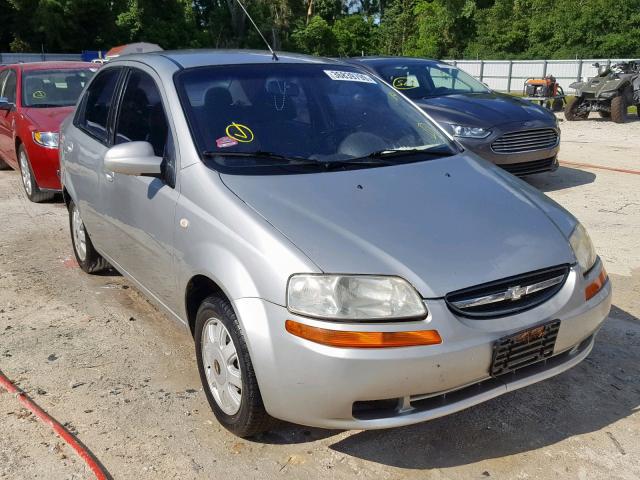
33 131 59 148
448 124 491 139
569 223 597 273
287 274 427 321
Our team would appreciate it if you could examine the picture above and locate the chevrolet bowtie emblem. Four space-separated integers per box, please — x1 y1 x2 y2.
505 285 527 301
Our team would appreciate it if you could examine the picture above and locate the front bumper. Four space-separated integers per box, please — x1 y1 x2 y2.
458 120 560 176
235 262 611 430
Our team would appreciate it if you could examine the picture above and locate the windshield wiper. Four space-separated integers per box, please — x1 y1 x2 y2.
364 145 456 159
202 150 318 166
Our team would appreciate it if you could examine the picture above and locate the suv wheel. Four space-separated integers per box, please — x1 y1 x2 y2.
195 295 275 437
610 96 627 123
564 98 588 121
18 145 54 202
69 199 109 273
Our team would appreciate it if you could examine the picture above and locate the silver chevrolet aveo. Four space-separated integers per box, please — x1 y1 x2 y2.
59 50 611 438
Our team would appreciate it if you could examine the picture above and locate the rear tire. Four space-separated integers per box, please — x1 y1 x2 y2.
195 294 276 438
18 145 54 203
610 96 627 123
68 199 109 273
564 98 587 121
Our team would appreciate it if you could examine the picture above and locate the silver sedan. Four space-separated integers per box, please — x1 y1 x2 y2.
59 50 611 437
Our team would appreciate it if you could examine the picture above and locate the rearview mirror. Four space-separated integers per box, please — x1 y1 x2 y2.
0 97 12 111
104 141 162 176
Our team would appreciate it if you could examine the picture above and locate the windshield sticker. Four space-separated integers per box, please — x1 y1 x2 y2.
324 70 376 84
392 76 419 90
216 136 238 148
225 122 254 143
32 90 47 99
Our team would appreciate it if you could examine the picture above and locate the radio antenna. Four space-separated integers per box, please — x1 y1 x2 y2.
234 0 279 61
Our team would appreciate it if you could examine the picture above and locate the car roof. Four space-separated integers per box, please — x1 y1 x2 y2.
1 61 97 72
108 49 347 70
348 56 448 66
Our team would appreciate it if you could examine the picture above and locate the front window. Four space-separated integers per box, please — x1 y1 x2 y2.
175 64 456 174
376 62 489 100
22 69 96 108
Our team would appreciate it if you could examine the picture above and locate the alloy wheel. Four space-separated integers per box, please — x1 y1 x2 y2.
19 150 32 196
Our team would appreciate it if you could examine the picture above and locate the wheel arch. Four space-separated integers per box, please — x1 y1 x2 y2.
185 274 232 337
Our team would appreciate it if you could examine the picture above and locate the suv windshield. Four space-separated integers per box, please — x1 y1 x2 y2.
175 64 457 174
374 62 489 100
22 69 95 108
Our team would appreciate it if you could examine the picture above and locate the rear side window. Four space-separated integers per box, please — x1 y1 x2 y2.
77 68 120 143
115 70 168 157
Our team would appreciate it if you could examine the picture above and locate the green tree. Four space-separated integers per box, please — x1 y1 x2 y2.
291 15 337 55
332 14 375 56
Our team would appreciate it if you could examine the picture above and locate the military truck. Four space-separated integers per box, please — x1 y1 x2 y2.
565 61 640 123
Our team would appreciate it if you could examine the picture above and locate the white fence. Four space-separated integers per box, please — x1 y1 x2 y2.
446 59 634 93
0 53 83 64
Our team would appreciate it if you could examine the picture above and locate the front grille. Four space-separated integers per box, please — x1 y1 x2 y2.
446 265 569 319
500 156 557 176
490 320 560 376
492 128 559 154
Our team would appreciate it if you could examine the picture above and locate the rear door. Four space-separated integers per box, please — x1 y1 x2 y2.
0 68 18 166
64 66 123 245
99 66 179 307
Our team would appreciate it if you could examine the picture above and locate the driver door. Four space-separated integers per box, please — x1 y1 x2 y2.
100 67 180 310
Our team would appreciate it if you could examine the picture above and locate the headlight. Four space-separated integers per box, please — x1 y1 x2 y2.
569 223 597 273
448 124 491 139
287 274 427 321
32 131 59 148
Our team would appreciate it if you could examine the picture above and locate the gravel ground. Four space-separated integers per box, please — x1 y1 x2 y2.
1 114 639 480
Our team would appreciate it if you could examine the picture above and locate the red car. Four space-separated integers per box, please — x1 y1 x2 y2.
0 62 97 202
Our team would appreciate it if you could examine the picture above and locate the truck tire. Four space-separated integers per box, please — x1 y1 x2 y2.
564 98 587 121
610 96 627 123
598 110 611 118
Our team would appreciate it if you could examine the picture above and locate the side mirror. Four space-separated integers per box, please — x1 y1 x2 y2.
104 141 162 176
0 97 12 111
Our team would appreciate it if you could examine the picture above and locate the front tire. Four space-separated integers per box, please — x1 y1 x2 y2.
68 199 109 273
195 295 275 437
564 98 588 121
18 145 54 202
610 96 627 123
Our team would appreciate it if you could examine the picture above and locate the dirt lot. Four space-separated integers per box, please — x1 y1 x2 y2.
1 114 639 480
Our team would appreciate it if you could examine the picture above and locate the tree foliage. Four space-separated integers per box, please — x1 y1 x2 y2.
1 0 639 58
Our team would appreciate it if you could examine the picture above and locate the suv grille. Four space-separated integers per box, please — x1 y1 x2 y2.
446 265 569 318
491 128 559 154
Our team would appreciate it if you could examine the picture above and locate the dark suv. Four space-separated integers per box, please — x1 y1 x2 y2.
348 57 560 176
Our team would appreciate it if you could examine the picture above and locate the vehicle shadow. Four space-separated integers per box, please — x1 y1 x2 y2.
524 165 596 192
326 306 639 469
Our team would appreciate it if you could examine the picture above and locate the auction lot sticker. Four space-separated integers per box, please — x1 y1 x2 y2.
225 122 254 143
324 70 376 84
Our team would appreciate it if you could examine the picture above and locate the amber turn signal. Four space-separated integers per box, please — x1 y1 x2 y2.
285 320 442 348
585 266 608 301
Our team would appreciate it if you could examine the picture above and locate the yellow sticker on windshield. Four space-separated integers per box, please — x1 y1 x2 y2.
392 77 418 90
225 122 254 143
33 90 47 99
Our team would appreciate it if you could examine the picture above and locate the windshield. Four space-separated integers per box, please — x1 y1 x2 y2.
374 62 489 100
22 68 96 108
175 64 456 174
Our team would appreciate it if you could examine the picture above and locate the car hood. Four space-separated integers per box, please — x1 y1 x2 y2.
22 106 75 132
220 155 575 298
415 92 555 128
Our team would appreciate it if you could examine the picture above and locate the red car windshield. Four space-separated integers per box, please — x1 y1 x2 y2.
22 69 96 108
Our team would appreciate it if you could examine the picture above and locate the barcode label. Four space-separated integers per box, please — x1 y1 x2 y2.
324 70 376 84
